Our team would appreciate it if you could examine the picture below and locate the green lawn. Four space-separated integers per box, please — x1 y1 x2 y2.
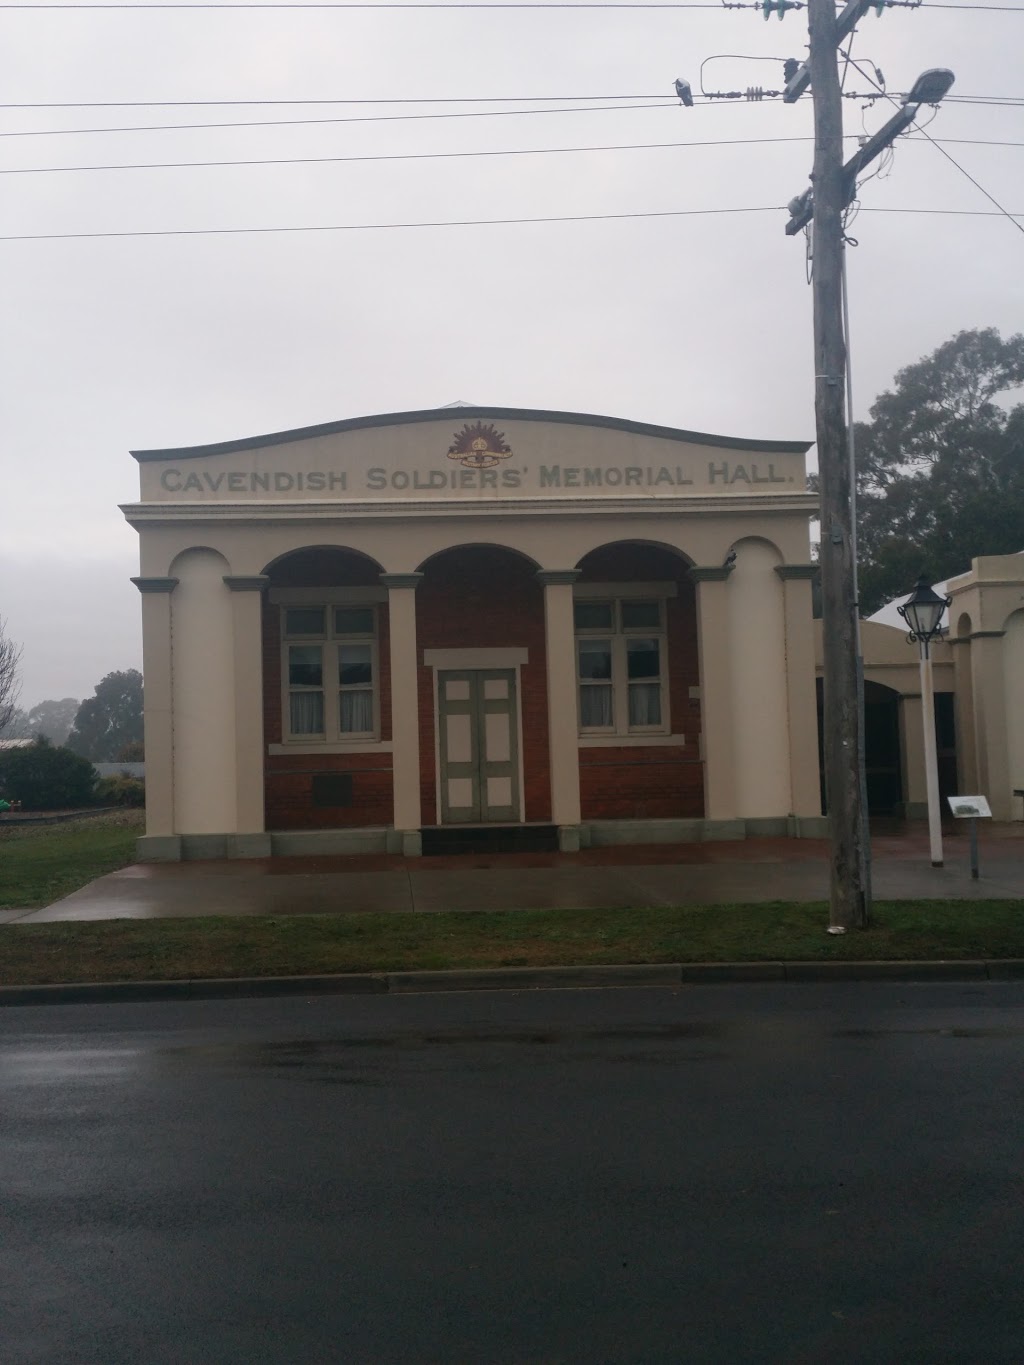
2 899 1023 986
0 811 143 910
2 815 1022 986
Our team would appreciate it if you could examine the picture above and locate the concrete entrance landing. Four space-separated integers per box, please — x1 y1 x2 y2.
6 826 1023 923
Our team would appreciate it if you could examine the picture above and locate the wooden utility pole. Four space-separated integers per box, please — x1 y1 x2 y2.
807 0 867 930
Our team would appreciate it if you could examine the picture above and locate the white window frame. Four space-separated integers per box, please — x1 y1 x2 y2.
273 587 385 747
573 582 674 739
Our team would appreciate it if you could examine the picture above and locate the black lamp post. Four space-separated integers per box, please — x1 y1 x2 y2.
897 577 952 866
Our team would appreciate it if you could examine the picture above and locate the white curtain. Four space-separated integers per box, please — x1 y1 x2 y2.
580 685 613 728
290 692 324 735
341 690 374 734
628 684 661 727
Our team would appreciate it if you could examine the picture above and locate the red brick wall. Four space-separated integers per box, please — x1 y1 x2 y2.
416 547 551 825
576 544 704 820
260 542 704 832
263 550 394 831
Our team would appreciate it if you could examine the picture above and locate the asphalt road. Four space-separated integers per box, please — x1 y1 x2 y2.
3 984 1023 1364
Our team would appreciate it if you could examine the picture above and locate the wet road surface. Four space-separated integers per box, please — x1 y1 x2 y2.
2 983 1024 1362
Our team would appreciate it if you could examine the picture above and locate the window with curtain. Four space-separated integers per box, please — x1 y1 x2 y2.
283 604 378 742
574 596 668 736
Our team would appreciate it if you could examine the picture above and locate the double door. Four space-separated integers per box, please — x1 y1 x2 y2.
437 669 520 824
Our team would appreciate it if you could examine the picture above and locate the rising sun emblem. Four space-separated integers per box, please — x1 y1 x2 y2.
446 421 513 470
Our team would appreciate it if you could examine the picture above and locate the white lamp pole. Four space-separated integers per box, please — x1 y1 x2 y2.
897 578 952 868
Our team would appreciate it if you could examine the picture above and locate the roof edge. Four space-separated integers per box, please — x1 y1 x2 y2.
131 406 813 462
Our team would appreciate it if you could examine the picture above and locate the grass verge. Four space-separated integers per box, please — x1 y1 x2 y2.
0 811 143 910
2 899 1023 985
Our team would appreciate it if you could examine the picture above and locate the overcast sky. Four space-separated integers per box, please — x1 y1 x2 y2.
1 0 1021 706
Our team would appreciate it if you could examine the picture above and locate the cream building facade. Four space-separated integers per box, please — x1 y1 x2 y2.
124 406 828 859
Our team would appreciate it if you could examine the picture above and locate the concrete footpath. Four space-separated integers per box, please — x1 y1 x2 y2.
5 824 1022 926
2 825 1021 1006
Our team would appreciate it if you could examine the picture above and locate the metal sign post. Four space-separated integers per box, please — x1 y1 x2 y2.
947 796 993 880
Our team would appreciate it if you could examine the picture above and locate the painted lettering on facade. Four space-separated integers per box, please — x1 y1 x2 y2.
707 461 786 485
155 458 795 498
538 465 694 489
161 469 349 494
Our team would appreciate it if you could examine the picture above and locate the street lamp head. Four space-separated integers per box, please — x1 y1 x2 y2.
903 68 955 107
897 577 952 644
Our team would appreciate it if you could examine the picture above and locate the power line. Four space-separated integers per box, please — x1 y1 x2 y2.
0 207 782 241
0 100 680 139
844 51 1024 240
0 1 1019 7
0 95 671 107
3 93 1019 141
0 204 1020 243
0 3 745 8
0 0 1018 7
2 132 1019 178
0 134 817 174
907 127 1024 238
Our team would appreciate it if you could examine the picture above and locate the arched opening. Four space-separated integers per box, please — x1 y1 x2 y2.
816 678 905 816
262 546 392 833
573 541 702 821
1003 609 1024 815
953 611 977 792
416 544 546 830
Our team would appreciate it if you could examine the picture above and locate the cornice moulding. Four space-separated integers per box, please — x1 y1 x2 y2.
120 492 820 526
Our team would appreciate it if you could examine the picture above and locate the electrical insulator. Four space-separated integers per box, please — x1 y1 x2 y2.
745 86 765 101
783 57 800 83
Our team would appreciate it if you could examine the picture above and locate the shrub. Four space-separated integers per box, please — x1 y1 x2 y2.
94 773 146 807
0 738 96 811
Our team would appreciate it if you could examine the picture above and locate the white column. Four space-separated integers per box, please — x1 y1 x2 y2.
776 565 823 825
537 570 581 850
170 550 236 840
381 573 423 856
728 544 789 822
131 576 178 857
690 567 737 826
224 575 270 855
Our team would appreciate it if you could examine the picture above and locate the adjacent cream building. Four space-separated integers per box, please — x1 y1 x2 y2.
123 406 1024 861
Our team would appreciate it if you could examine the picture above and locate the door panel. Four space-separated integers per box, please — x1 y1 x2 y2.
438 669 519 824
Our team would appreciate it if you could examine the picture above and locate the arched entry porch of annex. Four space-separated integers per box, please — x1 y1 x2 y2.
816 678 904 816
260 545 393 836
413 542 547 834
571 539 703 824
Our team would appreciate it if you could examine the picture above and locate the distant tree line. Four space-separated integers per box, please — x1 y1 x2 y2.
1 669 144 761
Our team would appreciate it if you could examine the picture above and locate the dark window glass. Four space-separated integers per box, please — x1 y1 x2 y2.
574 602 613 631
339 644 373 687
578 639 612 680
285 607 325 636
626 637 660 680
622 600 661 630
288 645 323 687
335 607 375 636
